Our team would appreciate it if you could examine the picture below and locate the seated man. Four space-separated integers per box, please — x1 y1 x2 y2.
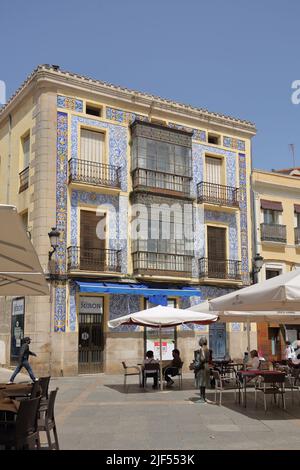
164 349 182 387
143 350 159 389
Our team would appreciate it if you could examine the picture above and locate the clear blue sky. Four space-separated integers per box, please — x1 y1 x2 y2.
1 0 300 170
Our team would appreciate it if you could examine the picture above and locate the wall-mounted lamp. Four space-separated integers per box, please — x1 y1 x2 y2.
48 227 60 261
251 253 264 284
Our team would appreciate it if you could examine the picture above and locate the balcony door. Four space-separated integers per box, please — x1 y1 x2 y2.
80 210 106 271
207 226 226 278
80 129 104 163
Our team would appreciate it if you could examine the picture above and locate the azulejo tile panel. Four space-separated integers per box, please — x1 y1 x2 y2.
71 190 128 273
57 95 83 112
71 115 128 192
223 136 245 151
55 111 68 332
239 153 249 285
109 295 141 332
69 282 77 332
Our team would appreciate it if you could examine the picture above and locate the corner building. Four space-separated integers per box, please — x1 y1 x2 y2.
0 65 256 375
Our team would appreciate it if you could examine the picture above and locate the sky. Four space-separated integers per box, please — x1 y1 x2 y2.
1 0 300 171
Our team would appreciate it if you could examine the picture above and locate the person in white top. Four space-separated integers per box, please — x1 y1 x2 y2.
246 350 260 370
143 350 159 388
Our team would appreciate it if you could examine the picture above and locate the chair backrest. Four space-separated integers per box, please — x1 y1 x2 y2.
46 388 59 422
261 373 285 384
39 376 51 399
212 369 221 386
30 380 42 399
121 361 127 370
144 362 160 372
15 396 41 439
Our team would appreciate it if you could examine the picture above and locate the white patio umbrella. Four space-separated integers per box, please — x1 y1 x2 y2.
0 205 49 295
202 269 300 312
108 305 218 390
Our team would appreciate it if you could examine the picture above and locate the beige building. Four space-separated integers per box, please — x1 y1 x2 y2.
252 168 300 361
0 65 256 376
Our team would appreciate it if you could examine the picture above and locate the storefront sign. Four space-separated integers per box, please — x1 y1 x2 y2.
79 296 103 314
11 298 25 361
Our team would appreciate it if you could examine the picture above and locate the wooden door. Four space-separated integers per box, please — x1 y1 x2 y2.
80 210 106 271
207 226 226 278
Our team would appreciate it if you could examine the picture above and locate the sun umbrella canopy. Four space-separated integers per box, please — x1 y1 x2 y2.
0 205 49 296
200 269 300 312
108 305 218 328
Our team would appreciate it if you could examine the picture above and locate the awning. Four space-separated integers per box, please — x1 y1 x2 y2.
75 281 202 298
260 199 283 211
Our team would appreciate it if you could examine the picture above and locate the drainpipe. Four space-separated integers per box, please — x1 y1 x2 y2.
6 114 12 204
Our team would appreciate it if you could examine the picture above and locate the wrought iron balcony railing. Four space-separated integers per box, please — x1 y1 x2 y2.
295 227 300 245
132 251 193 277
69 158 121 188
19 167 29 193
260 223 287 243
199 258 241 281
132 168 192 197
67 246 121 272
197 181 239 207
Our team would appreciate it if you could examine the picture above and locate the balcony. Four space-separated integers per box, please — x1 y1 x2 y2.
197 182 239 207
199 258 241 281
69 158 121 189
295 227 300 245
19 167 29 193
67 246 121 272
132 168 192 198
260 223 287 243
132 251 193 277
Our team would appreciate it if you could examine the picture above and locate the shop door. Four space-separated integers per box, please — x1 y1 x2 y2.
209 323 226 360
78 297 104 374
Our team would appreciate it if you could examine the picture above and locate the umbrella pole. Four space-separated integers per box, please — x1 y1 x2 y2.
159 324 163 391
247 319 250 353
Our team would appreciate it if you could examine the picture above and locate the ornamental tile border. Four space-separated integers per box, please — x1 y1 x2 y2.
57 95 83 112
239 153 249 284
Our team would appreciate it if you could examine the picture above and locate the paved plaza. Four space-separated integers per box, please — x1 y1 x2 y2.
1 367 300 450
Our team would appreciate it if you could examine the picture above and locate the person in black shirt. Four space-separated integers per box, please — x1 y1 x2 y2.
164 349 183 387
8 337 38 383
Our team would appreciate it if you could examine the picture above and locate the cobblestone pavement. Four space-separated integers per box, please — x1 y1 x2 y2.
1 368 300 450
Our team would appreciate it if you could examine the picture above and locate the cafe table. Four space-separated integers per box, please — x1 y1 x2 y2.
238 369 286 408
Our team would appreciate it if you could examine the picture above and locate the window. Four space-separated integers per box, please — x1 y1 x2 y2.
86 103 101 117
266 269 281 280
296 212 300 228
21 211 28 230
205 156 222 185
80 129 104 163
22 134 30 169
263 209 279 224
208 133 220 145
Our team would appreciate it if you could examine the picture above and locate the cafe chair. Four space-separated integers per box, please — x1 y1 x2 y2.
122 362 141 390
254 373 286 412
172 362 184 389
212 370 241 406
37 388 59 450
0 397 41 450
38 376 51 413
143 363 160 388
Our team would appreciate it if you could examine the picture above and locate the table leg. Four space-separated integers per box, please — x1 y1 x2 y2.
244 377 247 408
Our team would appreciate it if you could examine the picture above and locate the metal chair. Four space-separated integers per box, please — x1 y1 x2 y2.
122 362 141 390
37 388 59 450
38 376 51 412
143 363 160 388
254 373 286 412
0 397 41 449
212 369 241 406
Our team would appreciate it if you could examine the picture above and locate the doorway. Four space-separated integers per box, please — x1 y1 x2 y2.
78 296 104 374
207 226 227 278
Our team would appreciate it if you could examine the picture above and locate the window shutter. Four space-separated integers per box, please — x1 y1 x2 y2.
206 157 222 184
80 129 104 163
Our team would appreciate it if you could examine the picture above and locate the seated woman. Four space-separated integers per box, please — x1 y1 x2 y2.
143 350 159 389
246 349 260 370
164 349 182 387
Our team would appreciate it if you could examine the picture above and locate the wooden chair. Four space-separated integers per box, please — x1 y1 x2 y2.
0 397 41 449
122 362 141 390
37 388 59 450
212 369 241 406
254 373 286 412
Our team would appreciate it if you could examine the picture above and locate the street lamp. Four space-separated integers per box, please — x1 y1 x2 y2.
251 253 264 284
48 227 60 260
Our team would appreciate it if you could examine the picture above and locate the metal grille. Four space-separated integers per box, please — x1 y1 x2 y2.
295 227 300 245
132 251 193 277
67 246 121 272
132 168 191 197
78 312 103 374
197 181 239 207
199 258 241 280
260 223 287 243
69 158 121 188
19 167 29 193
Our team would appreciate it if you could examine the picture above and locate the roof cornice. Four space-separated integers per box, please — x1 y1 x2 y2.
0 65 257 135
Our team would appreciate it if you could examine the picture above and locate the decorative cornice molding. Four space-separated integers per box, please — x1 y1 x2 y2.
0 65 257 135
